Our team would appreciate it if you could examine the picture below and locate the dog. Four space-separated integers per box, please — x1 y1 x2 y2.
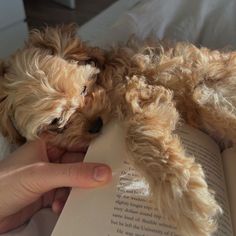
1 25 235 235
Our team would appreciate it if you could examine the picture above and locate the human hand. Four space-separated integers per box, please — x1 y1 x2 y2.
0 139 111 233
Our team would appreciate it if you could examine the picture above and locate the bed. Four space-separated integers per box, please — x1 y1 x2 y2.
78 0 236 49
1 0 236 235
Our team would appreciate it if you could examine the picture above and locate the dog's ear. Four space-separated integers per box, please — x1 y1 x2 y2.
26 24 78 56
26 24 105 68
0 61 23 144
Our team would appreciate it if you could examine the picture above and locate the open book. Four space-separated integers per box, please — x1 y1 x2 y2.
52 122 236 236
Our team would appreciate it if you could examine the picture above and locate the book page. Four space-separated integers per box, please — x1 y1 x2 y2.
222 147 236 235
52 122 233 236
176 126 234 236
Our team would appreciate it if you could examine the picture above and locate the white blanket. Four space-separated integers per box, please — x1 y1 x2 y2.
1 0 236 235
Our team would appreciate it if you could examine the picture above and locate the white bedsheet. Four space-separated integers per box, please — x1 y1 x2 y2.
1 0 236 235
79 0 236 50
110 0 236 49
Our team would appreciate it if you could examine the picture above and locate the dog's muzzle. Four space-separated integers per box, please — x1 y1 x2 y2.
88 117 103 134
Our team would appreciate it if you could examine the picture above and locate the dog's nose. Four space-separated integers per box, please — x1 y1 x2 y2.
88 117 103 134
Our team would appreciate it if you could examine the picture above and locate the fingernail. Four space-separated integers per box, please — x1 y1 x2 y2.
93 166 110 182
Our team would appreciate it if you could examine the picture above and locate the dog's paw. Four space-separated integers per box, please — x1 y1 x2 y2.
124 75 179 131
125 75 173 113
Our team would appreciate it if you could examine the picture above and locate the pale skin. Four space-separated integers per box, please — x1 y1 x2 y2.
0 139 112 233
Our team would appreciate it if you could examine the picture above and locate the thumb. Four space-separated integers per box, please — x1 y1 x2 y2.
22 162 112 195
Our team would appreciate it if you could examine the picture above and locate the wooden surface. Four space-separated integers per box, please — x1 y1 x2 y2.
23 0 117 29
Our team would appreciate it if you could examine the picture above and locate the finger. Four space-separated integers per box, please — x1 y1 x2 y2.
52 188 70 214
0 199 42 234
60 152 85 163
20 139 48 162
47 145 66 163
42 190 56 208
22 162 112 195
0 139 47 170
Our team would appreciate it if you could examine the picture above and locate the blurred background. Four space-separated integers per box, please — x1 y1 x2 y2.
0 0 116 58
1 0 235 59
24 0 116 28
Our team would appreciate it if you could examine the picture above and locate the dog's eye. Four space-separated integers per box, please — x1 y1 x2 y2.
49 118 65 133
50 118 60 126
81 86 87 96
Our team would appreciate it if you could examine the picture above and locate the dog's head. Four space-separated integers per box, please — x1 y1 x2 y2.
0 25 111 150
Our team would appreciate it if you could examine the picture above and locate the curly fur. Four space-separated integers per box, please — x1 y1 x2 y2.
1 25 235 235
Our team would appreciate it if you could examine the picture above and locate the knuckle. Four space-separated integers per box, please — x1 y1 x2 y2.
25 162 48 177
19 162 48 195
65 164 83 181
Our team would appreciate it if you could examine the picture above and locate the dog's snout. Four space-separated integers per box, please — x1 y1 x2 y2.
88 117 103 134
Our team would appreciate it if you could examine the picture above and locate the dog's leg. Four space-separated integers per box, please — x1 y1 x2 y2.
123 77 222 236
193 78 236 146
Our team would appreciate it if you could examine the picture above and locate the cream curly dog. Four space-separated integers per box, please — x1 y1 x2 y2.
1 25 235 235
